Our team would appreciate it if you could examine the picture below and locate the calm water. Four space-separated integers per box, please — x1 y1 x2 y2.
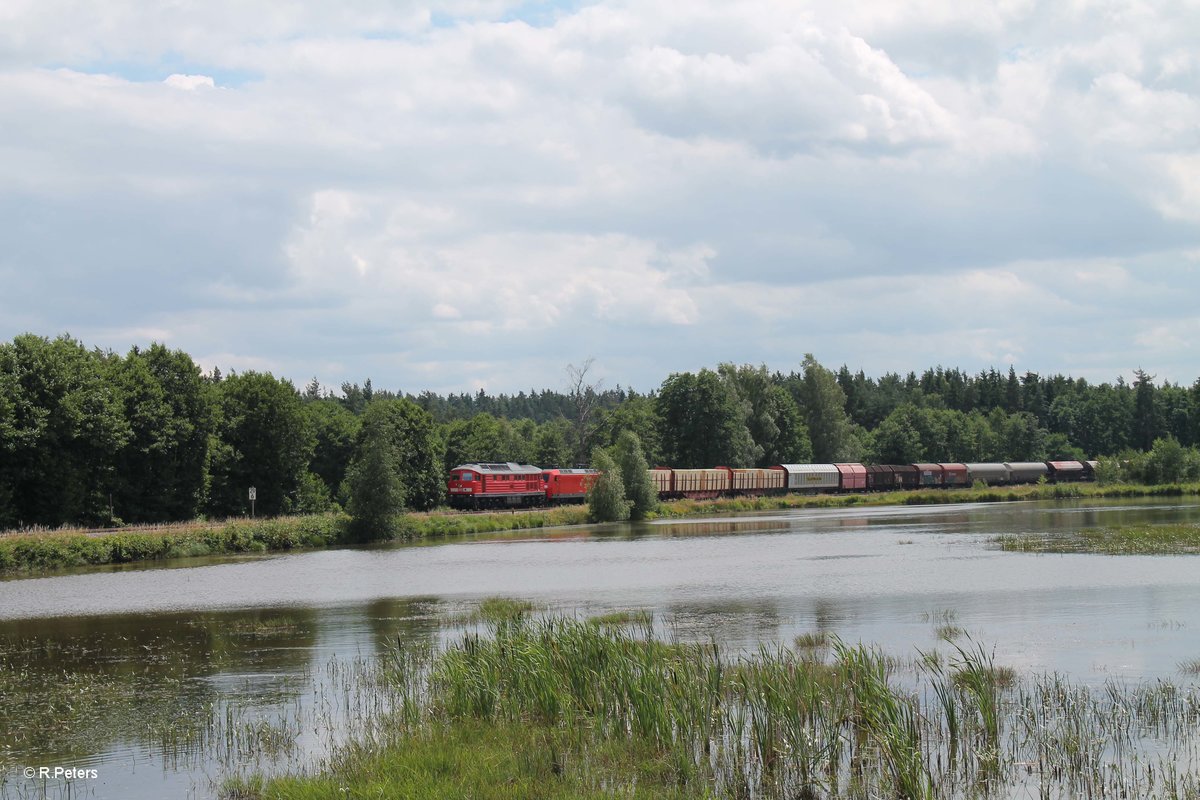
3 498 1200 799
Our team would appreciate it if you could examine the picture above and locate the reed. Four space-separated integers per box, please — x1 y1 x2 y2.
997 522 1200 555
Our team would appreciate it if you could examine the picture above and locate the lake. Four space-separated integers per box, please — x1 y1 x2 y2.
3 497 1200 799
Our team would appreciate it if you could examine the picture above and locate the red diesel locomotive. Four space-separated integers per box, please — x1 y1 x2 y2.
447 463 600 509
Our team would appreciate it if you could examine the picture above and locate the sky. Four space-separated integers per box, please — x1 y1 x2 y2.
1 0 1198 395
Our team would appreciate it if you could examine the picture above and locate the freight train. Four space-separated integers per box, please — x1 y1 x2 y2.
446 460 1099 509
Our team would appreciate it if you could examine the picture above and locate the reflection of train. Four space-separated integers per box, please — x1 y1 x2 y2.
447 460 1099 509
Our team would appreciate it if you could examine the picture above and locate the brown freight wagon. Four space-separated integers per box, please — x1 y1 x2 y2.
912 463 944 488
938 463 969 487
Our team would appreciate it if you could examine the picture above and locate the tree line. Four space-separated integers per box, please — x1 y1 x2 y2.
3 333 1199 530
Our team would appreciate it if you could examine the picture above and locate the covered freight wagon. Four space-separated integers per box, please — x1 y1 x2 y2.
777 464 840 492
912 463 944 487
965 463 1010 485
866 464 897 491
1006 462 1049 483
1046 461 1085 482
889 464 920 489
835 463 868 491
938 463 969 487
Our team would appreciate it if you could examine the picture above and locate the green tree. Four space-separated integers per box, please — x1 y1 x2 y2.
767 387 813 464
718 364 813 466
793 355 857 462
593 394 663 466
1074 384 1132 457
110 344 213 523
0 334 129 526
658 369 756 467
994 411 1047 461
206 372 314 517
346 430 404 538
869 407 924 463
1137 436 1199 484
353 399 445 511
611 430 656 519
532 419 574 468
444 413 532 470
587 449 630 522
304 399 361 506
1133 370 1160 451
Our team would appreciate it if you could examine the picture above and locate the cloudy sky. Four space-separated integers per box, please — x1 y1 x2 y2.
2 1 1198 394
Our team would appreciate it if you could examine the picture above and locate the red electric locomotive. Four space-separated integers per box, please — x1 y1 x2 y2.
542 468 599 503
447 462 546 509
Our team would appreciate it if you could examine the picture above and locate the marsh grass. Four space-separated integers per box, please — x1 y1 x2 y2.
224 615 1200 800
997 522 1200 555
936 624 967 642
793 630 830 651
441 596 544 627
589 609 654 629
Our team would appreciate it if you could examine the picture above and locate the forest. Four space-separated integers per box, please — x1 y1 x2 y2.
2 333 1199 529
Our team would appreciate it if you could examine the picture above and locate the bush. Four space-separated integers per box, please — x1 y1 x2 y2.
611 431 657 520
587 450 631 523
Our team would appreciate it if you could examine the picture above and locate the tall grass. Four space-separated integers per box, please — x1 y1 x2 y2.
997 522 1200 555
0 513 350 574
140 613 1200 799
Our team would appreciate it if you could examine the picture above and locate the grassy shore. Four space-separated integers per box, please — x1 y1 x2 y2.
225 613 1200 800
0 514 351 575
3 481 1198 576
997 521 1200 555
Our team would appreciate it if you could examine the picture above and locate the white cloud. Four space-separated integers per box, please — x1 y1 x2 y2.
0 0 1198 391
163 73 214 90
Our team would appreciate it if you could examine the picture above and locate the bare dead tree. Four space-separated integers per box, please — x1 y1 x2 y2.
566 358 602 465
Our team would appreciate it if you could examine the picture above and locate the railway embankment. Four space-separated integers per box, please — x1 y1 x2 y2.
2 482 1198 576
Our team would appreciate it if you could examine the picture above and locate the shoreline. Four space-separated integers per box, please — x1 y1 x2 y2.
2 482 1198 577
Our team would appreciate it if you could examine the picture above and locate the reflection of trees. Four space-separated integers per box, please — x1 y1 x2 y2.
810 599 845 633
0 607 317 765
363 597 442 654
664 599 783 648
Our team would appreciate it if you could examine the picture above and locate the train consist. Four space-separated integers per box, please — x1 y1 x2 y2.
447 460 1099 509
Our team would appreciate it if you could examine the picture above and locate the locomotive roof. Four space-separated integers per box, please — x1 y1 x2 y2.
453 462 543 475
542 468 599 474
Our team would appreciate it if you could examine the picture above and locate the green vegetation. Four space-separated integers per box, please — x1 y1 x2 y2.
612 430 658 519
0 506 601 574
996 521 1200 555
446 596 542 626
588 431 659 523
587 449 631 522
227 615 1200 800
588 609 654 629
0 514 349 573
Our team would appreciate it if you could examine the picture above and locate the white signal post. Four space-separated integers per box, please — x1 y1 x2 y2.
249 486 257 518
